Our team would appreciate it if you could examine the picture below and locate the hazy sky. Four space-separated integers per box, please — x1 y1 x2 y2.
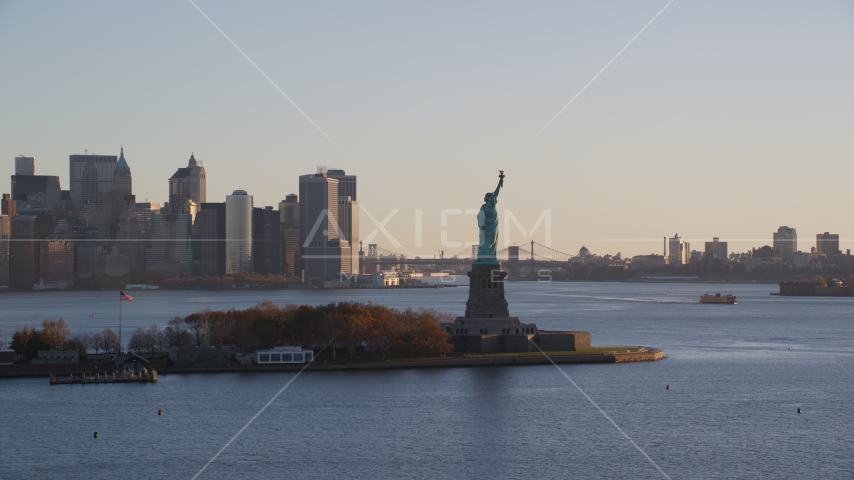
1 1 853 257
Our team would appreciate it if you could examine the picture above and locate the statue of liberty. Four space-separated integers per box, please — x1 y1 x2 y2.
474 170 504 265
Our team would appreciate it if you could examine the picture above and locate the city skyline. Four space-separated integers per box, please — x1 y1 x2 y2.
1 1 853 256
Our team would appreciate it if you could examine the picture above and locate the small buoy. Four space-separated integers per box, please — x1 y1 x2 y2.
158 409 162 416
797 408 801 414
665 384 669 390
94 432 99 438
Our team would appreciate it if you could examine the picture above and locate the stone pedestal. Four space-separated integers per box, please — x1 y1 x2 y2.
444 262 590 353
465 264 509 318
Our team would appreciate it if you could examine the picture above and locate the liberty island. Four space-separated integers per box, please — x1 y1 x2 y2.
442 171 650 355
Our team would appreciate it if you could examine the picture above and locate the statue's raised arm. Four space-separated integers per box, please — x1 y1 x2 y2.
493 170 505 200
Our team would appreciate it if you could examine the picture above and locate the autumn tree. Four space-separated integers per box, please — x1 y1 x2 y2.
336 302 374 359
90 333 105 354
102 328 120 353
366 304 402 360
40 319 71 349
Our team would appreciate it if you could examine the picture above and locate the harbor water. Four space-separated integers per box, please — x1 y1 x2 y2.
1 282 853 479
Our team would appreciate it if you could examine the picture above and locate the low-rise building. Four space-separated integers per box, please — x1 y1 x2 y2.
31 350 79 364
373 270 400 287
256 346 314 364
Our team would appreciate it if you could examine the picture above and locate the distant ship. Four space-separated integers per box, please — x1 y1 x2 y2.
700 293 737 304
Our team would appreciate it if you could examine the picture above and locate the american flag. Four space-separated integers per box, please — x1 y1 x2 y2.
120 291 134 301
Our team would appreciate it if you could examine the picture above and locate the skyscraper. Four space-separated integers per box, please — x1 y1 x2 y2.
279 194 300 277
10 216 37 288
15 156 34 175
168 153 206 214
704 237 728 259
69 153 117 209
279 194 299 227
252 206 281 275
0 214 10 285
327 169 357 200
668 233 689 265
112 146 132 196
299 172 350 280
146 213 196 276
773 226 797 263
10 174 61 213
225 190 253 274
816 232 840 256
338 195 359 274
199 202 226 276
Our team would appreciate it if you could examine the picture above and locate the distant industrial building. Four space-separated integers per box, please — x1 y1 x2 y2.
225 190 253 274
773 226 797 263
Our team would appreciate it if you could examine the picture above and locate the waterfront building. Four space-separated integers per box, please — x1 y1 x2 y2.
116 204 147 273
146 213 196 276
0 214 10 285
10 174 61 213
299 171 349 280
668 233 690 265
773 226 797 263
111 147 132 196
168 153 206 214
69 153 117 209
96 246 130 277
630 254 667 269
15 156 35 176
704 237 728 260
9 216 37 288
816 232 840 256
225 190 253 274
252 206 281 275
39 240 75 282
198 202 226 276
792 251 811 267
76 242 99 279
255 346 314 364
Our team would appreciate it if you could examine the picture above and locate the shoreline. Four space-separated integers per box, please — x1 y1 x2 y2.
0 348 663 378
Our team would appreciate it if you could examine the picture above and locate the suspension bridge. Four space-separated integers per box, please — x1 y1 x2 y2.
360 241 575 276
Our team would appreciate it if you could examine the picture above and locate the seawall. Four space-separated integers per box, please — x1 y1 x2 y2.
0 348 664 378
